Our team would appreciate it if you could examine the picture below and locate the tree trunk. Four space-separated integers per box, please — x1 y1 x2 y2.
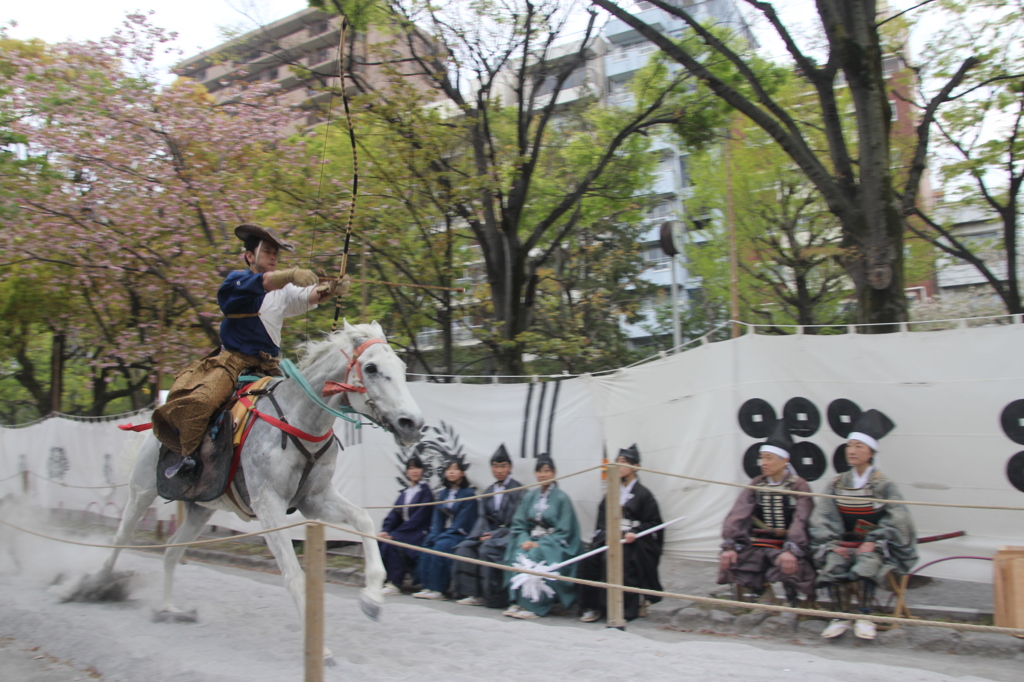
50 332 64 414
839 198 907 331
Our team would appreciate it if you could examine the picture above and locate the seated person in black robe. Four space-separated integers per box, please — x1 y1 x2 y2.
578 445 664 622
453 444 526 608
378 454 434 595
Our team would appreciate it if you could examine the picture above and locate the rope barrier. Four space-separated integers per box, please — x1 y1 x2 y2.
0 517 311 551
635 466 1024 512
317 521 1024 638
3 513 1022 637
0 470 128 490
363 465 603 509
28 472 128 490
0 404 155 429
7 461 1021 513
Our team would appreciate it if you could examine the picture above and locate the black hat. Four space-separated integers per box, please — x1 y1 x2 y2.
535 454 555 472
759 420 794 459
442 453 470 471
617 444 640 465
235 223 295 252
490 444 511 464
848 409 895 451
405 454 425 470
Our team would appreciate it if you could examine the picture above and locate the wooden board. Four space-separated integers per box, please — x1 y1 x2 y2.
993 546 1024 629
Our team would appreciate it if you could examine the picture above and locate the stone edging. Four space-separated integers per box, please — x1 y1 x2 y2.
661 604 1024 659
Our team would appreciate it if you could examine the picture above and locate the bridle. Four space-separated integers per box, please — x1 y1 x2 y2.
321 337 386 411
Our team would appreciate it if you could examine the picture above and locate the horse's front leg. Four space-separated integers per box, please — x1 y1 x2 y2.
249 489 307 621
299 488 385 621
250 487 338 667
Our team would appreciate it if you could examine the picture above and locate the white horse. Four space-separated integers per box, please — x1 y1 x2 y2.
87 321 423 661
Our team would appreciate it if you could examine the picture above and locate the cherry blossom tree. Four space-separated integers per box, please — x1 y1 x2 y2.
0 14 324 416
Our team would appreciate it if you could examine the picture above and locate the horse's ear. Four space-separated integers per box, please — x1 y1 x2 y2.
369 320 385 339
343 318 367 346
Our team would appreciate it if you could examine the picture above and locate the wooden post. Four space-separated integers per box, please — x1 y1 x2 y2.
305 522 326 682
994 546 1024 629
725 128 740 339
605 462 625 630
21 469 29 494
50 332 64 414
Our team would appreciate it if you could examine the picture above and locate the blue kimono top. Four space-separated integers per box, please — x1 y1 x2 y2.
381 482 434 538
424 486 478 546
217 270 316 357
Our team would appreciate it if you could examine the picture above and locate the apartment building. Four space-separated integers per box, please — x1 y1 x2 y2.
603 0 747 347
176 7 435 127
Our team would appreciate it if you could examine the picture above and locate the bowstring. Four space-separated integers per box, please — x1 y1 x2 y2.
302 49 339 341
304 12 358 340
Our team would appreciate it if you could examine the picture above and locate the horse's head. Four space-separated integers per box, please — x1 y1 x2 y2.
305 320 424 446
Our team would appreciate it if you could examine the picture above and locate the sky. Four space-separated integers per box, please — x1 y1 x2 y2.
6 0 938 70
5 0 310 71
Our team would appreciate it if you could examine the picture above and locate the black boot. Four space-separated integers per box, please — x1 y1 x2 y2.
784 583 799 608
856 578 877 614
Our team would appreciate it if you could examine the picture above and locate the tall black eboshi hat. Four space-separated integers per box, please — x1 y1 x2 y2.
759 420 794 459
617 444 640 465
490 444 511 464
847 409 895 452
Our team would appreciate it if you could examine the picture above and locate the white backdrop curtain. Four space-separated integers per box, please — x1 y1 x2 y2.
3 324 1023 583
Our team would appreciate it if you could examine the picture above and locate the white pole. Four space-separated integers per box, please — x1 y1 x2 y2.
671 255 681 353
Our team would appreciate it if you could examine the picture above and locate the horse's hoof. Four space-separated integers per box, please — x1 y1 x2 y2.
152 608 198 623
325 655 337 668
59 571 133 603
359 594 381 621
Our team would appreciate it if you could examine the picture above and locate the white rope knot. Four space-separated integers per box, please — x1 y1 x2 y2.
509 554 560 603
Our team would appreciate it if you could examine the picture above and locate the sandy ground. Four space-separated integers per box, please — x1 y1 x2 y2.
0 536 1015 682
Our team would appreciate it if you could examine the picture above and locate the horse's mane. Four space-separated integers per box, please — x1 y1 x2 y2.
295 323 386 372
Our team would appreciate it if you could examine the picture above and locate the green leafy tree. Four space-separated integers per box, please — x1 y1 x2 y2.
681 81 854 331
591 0 984 330
905 0 1024 314
303 0 734 375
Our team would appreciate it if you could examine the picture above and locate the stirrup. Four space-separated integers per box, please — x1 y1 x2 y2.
164 455 196 479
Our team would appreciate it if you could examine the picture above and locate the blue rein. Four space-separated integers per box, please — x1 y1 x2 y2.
240 359 377 429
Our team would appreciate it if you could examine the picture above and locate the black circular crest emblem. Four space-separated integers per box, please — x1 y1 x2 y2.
1000 400 1024 445
738 399 777 439
743 443 764 479
1007 451 1024 493
783 397 821 437
790 441 827 482
832 443 851 474
827 399 862 439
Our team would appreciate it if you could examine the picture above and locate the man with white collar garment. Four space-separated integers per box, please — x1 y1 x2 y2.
578 445 664 623
152 223 348 474
453 444 526 608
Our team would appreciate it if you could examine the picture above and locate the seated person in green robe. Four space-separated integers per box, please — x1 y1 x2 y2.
502 454 582 620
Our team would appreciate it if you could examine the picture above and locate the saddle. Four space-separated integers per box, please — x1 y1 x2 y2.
156 377 275 504
122 375 340 519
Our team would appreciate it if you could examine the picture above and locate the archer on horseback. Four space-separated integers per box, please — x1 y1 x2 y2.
151 223 350 476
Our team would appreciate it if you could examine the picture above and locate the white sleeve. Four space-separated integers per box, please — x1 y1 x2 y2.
279 283 318 318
